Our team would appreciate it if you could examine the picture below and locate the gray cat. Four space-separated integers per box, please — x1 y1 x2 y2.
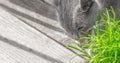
41 0 120 39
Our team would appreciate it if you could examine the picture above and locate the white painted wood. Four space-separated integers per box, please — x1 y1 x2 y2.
0 40 52 63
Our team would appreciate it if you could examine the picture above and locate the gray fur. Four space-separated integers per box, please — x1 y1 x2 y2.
41 0 120 39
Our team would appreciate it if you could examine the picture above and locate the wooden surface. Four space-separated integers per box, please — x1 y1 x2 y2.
0 0 83 63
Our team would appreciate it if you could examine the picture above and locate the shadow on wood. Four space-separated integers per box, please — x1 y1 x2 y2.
9 0 57 20
0 4 65 34
0 35 64 63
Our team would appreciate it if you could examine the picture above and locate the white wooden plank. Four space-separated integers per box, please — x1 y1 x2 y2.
0 39 54 63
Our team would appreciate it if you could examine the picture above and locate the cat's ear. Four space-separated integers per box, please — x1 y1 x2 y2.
80 0 94 12
41 0 60 8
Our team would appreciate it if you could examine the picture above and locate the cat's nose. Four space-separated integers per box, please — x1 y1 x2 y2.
77 26 84 31
77 24 86 32
76 25 86 37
